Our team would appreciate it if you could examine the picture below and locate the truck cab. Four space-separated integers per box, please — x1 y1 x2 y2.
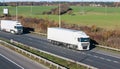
75 32 90 50
12 23 23 34
77 37 90 50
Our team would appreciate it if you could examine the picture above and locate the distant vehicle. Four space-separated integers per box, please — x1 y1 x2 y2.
0 20 23 34
47 27 90 50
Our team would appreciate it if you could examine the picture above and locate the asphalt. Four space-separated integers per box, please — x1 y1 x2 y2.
0 31 120 69
0 54 21 69
0 44 49 69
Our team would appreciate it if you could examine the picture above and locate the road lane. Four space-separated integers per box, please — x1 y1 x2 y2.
0 31 120 69
0 45 48 69
0 54 22 69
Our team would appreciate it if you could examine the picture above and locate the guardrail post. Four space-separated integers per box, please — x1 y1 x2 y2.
10 39 14 43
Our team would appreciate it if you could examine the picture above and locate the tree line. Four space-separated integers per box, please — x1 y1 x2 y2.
0 2 120 7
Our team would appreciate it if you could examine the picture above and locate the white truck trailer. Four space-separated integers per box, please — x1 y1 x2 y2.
0 20 23 34
47 27 90 50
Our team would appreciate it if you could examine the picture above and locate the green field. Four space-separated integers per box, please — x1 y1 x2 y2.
0 6 120 29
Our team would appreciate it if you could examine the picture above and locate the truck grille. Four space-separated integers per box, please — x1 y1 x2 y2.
17 30 22 34
18 30 21 32
81 43 89 49
83 46 88 49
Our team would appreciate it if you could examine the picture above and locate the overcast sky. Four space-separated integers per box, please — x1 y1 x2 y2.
1 0 120 2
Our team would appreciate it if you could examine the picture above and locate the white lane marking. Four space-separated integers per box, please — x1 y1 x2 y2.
91 50 120 59
99 57 105 60
81 52 86 55
29 42 33 43
113 61 119 64
83 52 120 64
94 55 98 58
0 54 24 69
106 59 112 62
86 54 92 56
28 38 33 40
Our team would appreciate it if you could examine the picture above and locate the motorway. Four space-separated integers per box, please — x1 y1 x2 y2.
0 45 48 69
0 31 120 69
0 54 22 69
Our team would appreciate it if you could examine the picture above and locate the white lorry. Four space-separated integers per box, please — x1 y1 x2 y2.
0 20 23 34
47 27 90 50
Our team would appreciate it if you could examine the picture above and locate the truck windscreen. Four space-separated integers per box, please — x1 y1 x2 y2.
15 26 22 29
78 38 89 42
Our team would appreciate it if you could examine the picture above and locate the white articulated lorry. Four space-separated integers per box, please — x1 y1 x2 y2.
47 27 90 50
0 20 23 34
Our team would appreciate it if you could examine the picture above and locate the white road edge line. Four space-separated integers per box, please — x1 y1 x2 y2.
91 50 120 59
0 53 24 69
